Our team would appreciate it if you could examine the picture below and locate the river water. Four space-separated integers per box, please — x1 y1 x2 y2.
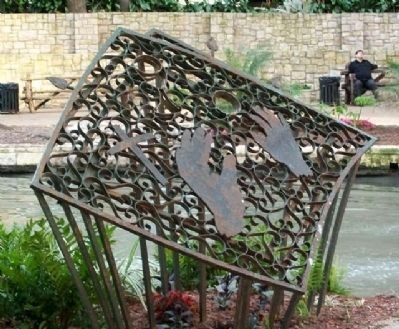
0 173 398 297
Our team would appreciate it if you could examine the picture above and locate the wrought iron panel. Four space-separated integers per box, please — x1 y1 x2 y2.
32 28 375 292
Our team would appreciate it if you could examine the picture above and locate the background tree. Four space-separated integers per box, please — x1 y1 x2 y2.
67 0 86 12
119 0 130 11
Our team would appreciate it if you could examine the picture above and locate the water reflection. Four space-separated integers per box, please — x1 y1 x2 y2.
0 173 398 297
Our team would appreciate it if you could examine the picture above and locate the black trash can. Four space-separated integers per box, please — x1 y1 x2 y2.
0 83 19 113
319 76 340 105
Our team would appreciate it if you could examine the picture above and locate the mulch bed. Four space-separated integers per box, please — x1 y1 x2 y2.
1 293 397 329
126 293 399 329
0 125 399 146
369 125 399 145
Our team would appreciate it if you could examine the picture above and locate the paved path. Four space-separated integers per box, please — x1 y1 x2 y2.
1 101 398 128
0 106 62 127
346 102 399 126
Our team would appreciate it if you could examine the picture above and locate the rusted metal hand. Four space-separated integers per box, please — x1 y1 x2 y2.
249 106 312 177
176 127 245 238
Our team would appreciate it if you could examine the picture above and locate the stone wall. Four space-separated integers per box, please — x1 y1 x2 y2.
1 12 399 106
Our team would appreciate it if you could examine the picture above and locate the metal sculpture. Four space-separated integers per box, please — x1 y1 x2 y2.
31 28 376 328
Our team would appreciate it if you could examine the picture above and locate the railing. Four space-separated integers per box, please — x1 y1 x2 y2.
22 76 78 112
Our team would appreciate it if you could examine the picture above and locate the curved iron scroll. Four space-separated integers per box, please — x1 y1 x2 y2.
32 28 376 292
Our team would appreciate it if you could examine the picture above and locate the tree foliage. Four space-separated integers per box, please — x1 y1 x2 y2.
1 0 399 17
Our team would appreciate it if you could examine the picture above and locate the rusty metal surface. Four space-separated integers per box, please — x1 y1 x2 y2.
176 127 245 237
32 27 376 292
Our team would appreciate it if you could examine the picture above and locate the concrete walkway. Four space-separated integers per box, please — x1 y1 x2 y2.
1 101 398 128
0 106 63 127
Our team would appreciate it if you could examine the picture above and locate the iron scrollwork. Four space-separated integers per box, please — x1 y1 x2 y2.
34 28 376 292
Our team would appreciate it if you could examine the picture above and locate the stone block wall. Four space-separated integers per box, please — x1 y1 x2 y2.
1 12 399 107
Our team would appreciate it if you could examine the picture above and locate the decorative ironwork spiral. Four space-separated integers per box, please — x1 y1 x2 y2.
38 28 375 290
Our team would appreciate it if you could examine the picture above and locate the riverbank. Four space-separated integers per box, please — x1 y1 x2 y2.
1 105 398 173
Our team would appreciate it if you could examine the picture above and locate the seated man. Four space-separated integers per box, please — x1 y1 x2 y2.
348 50 379 99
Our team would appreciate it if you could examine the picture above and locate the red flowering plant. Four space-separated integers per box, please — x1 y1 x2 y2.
154 290 195 328
340 117 376 130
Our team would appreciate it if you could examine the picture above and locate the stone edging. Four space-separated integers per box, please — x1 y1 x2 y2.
0 144 45 173
361 145 399 169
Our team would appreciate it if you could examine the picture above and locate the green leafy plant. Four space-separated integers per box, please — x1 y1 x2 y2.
163 246 225 290
117 238 159 308
299 247 350 317
327 103 376 129
130 0 181 12
328 263 350 295
308 0 399 12
353 95 376 107
331 104 351 119
183 0 252 12
0 0 65 13
0 218 92 328
295 299 310 318
283 82 311 98
307 252 324 296
224 47 272 79
87 0 119 11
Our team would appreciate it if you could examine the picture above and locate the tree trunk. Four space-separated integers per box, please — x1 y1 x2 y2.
119 0 130 12
67 0 87 13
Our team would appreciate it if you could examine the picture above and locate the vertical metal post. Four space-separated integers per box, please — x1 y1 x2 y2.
153 191 169 295
198 241 207 322
24 77 34 112
281 292 301 329
34 191 100 328
171 248 181 290
317 161 360 314
157 231 169 294
94 216 133 328
269 287 284 327
61 204 115 325
306 192 339 311
140 237 156 329
80 210 125 329
234 277 252 329
198 201 207 322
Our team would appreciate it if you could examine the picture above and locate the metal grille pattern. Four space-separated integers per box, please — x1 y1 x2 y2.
34 29 375 294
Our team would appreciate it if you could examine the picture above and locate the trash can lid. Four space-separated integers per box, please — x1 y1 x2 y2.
0 83 18 89
319 76 341 82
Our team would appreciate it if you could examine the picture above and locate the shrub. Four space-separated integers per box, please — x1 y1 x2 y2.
0 218 91 328
0 0 65 13
224 47 272 79
328 263 350 295
353 95 376 107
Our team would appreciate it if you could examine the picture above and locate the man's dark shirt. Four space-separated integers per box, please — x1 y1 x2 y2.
348 60 378 81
